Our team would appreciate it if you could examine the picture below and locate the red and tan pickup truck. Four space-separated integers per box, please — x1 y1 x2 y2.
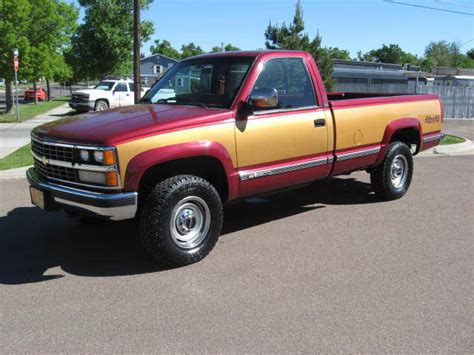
28 50 443 266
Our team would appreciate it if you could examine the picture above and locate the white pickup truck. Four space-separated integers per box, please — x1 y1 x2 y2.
69 79 147 112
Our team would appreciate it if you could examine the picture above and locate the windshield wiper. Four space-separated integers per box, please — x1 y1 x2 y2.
157 97 208 108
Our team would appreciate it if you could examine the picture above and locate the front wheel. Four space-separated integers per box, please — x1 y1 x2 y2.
94 100 109 111
370 141 413 201
139 175 223 266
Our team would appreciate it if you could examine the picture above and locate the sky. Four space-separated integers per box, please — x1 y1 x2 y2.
75 0 474 57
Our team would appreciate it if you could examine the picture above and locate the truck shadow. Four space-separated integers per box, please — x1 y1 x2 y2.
0 177 377 284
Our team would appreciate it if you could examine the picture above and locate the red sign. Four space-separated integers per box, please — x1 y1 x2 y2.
13 56 19 71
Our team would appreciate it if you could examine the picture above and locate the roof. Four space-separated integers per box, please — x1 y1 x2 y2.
182 50 310 60
140 53 179 63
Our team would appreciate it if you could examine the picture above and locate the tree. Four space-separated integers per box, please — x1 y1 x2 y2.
327 47 351 60
467 49 474 61
210 43 241 53
0 0 77 110
264 0 335 90
180 42 204 59
149 39 181 59
358 44 419 65
68 0 154 80
424 41 452 69
0 0 31 113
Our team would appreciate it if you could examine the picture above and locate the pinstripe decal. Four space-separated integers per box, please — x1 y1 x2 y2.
239 156 329 181
423 133 442 143
335 146 381 162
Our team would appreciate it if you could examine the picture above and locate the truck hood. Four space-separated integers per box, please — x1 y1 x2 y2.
72 89 107 96
33 104 233 146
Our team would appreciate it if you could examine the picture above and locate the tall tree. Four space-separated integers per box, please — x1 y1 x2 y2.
467 49 474 61
180 42 204 59
0 0 31 113
210 43 241 53
68 0 154 80
264 0 334 90
424 40 452 68
149 39 181 59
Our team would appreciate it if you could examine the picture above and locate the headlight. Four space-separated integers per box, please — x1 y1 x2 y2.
77 148 116 165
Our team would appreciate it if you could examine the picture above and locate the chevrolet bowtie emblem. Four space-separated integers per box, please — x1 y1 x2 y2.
41 156 49 165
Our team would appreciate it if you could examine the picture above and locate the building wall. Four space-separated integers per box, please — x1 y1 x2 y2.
140 54 178 84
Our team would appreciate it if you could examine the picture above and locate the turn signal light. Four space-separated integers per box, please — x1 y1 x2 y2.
105 171 119 187
103 150 116 165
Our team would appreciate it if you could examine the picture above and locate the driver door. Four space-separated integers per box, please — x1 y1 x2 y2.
235 57 331 197
114 82 132 107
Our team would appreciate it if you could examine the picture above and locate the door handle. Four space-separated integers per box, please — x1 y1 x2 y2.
314 118 326 127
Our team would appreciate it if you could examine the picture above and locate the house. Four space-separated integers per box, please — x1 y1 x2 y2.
140 54 179 85
431 68 474 87
332 59 432 93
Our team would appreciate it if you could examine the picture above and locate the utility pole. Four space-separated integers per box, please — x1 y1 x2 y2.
133 0 141 104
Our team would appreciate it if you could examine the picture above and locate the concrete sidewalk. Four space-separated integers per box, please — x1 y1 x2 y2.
0 104 71 159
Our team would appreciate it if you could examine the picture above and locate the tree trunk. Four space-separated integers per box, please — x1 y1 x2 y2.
5 80 14 114
33 82 38 105
46 79 51 101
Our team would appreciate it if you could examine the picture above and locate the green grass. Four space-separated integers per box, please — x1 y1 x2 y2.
0 143 33 171
440 134 466 145
0 97 70 123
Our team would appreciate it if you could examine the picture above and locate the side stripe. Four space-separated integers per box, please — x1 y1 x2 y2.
335 146 381 161
423 133 443 143
239 156 329 181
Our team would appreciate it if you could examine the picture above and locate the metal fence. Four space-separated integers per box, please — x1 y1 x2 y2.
334 83 474 118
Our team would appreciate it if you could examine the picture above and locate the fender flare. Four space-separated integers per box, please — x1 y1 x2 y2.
374 118 422 166
123 141 239 200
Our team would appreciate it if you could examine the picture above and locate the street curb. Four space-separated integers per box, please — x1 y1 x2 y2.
0 165 31 179
434 138 473 154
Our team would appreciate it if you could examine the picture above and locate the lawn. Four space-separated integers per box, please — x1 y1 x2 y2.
0 97 70 123
0 143 33 171
440 134 465 145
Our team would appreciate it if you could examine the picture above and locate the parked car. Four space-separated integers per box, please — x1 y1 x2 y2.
69 79 148 113
24 87 47 101
28 50 443 266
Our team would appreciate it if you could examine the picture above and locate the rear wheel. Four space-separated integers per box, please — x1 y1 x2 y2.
370 141 413 201
139 175 223 266
94 100 109 111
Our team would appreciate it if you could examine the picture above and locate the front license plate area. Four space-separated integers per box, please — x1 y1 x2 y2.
29 187 57 211
30 187 45 210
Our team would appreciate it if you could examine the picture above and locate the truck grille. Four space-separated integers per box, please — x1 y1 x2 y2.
71 94 89 103
31 138 73 162
32 137 78 183
34 160 77 182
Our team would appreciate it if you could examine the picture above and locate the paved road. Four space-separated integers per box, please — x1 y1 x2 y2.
0 155 472 353
443 119 474 141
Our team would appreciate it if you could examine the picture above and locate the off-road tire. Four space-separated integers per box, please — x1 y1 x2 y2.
370 141 413 201
139 175 223 266
94 100 109 111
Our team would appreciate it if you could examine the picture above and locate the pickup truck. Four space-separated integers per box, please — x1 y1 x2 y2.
28 50 443 266
69 79 147 112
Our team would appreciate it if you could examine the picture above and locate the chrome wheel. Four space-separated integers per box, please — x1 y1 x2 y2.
169 196 211 249
390 154 408 189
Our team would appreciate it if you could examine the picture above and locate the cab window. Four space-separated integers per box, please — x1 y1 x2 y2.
115 83 128 92
252 57 316 111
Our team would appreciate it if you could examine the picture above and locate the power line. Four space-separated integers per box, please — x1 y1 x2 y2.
459 38 474 48
383 0 474 16
433 0 474 9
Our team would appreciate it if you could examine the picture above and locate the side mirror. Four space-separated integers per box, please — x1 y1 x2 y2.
249 88 278 109
236 101 253 120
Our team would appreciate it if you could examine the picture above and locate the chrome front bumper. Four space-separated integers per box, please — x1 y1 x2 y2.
26 168 137 221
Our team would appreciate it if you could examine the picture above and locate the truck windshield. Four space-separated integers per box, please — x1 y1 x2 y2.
94 81 115 91
141 56 255 109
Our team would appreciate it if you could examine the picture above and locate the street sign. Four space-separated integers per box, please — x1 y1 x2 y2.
13 56 19 72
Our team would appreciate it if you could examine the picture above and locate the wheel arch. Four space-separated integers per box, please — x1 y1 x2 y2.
95 98 110 108
123 141 239 203
374 118 421 166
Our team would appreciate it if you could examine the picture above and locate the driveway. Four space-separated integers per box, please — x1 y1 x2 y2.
0 155 472 353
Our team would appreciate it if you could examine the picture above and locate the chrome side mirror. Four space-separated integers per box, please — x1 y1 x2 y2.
249 88 278 109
